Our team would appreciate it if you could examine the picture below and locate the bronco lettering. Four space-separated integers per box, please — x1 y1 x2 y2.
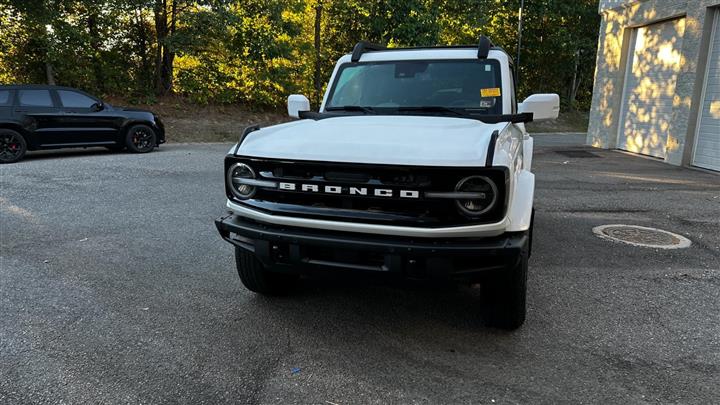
277 182 419 198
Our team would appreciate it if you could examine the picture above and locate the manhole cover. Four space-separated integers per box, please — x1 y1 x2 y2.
593 224 691 249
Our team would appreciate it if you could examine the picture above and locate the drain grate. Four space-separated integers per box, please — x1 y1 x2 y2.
593 224 691 249
556 150 601 158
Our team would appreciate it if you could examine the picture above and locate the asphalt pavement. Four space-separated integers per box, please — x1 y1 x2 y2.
1 135 719 404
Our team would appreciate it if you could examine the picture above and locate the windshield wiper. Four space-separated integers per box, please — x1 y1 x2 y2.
325 106 376 114
395 106 466 117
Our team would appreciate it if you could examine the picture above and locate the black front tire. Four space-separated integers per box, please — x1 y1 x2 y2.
484 236 529 330
0 129 27 164
235 248 298 295
125 124 157 153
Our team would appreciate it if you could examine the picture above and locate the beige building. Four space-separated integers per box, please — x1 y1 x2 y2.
588 0 720 171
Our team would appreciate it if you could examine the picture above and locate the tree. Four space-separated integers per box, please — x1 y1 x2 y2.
1 0 59 84
153 0 186 95
0 0 600 109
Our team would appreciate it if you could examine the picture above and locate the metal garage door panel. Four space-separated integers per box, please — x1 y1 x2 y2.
619 18 686 158
693 9 720 172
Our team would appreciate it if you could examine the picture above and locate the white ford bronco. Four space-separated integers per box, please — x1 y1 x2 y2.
215 37 559 329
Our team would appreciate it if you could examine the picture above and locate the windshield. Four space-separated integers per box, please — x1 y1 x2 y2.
325 60 503 115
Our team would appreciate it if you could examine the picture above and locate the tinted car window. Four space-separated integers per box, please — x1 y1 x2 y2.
58 90 97 108
327 60 503 114
18 90 54 107
0 90 11 106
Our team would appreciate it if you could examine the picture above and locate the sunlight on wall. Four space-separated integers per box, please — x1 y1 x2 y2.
619 18 686 158
710 101 720 119
657 43 683 69
598 16 628 133
589 2 713 166
638 6 657 24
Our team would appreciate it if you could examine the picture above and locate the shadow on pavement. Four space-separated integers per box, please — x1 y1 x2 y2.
21 147 166 162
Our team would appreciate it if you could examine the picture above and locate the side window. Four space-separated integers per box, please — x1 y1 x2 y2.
58 90 96 108
18 90 54 107
0 90 12 106
509 66 518 114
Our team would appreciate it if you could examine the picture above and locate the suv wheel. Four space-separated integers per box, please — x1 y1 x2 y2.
0 129 27 164
235 247 298 295
125 125 157 153
484 235 528 330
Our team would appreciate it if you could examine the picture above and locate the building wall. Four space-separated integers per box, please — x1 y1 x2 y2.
588 0 720 166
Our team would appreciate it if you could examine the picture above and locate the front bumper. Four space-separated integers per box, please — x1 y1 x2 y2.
153 118 166 144
215 214 527 281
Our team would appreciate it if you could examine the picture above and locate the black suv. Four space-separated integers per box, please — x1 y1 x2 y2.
0 85 165 163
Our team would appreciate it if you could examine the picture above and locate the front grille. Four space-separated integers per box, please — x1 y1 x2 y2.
226 157 508 228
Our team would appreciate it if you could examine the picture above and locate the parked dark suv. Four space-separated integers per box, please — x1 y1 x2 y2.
0 85 165 163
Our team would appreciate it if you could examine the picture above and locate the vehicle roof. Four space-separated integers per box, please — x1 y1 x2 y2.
364 44 512 56
340 48 513 64
0 84 85 91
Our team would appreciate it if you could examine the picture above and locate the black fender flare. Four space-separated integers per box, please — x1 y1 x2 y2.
120 120 163 144
0 120 37 149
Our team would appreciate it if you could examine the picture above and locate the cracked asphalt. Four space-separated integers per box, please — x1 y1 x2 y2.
1 135 719 404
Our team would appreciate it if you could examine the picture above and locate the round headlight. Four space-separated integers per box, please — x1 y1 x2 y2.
227 163 257 200
455 175 498 216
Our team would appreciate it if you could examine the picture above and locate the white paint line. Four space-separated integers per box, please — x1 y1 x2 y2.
0 197 38 223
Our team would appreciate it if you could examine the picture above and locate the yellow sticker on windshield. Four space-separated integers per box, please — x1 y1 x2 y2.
481 88 501 97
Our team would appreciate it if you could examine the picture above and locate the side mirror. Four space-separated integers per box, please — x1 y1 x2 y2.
91 101 104 112
518 94 560 121
287 94 311 119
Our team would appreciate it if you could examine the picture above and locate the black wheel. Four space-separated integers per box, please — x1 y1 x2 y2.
484 235 528 330
235 247 298 295
125 124 156 153
0 129 27 164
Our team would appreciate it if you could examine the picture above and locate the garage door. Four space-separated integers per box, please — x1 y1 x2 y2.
619 18 686 158
693 9 720 172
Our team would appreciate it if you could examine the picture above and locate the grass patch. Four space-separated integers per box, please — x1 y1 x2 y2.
526 110 589 133
106 96 289 143
108 96 589 143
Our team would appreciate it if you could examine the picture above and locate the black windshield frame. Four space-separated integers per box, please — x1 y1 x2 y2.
324 59 504 115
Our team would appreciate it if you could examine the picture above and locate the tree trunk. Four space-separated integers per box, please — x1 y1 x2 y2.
45 62 55 85
154 0 177 95
313 2 322 107
135 6 151 92
162 0 177 94
41 24 55 85
569 49 580 110
87 11 105 93
154 0 167 95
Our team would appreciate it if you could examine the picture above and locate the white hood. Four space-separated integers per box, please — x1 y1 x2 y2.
237 115 508 167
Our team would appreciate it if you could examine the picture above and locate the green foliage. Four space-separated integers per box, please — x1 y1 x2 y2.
168 0 310 106
0 0 600 110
